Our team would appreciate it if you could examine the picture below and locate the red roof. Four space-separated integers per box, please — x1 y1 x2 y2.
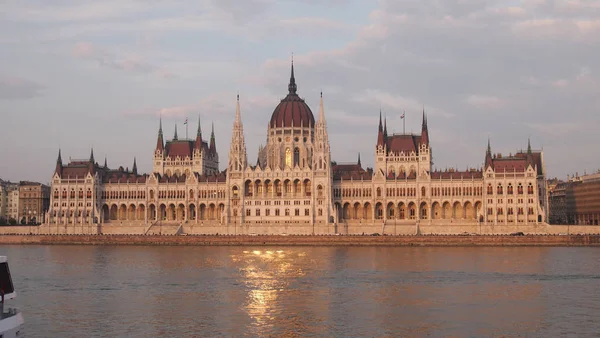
165 140 194 159
386 134 422 154
333 163 372 180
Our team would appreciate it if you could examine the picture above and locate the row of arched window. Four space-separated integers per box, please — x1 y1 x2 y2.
486 183 534 195
53 188 92 200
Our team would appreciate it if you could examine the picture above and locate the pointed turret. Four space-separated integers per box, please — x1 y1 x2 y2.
288 57 297 95
228 95 247 172
421 107 429 145
55 148 63 176
88 148 95 175
526 138 534 166
104 156 107 168
318 91 326 123
173 124 178 141
357 153 361 167
377 110 385 147
235 94 242 124
155 118 164 152
209 122 216 154
384 116 388 139
485 138 493 169
195 114 203 150
132 157 138 175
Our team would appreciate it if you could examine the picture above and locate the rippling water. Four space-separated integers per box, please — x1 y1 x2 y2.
3 245 600 337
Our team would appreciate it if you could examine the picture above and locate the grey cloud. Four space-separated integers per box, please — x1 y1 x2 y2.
252 0 600 177
0 75 45 100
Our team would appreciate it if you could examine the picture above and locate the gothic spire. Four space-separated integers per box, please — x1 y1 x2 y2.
527 138 532 154
132 157 138 175
235 93 242 124
173 124 178 141
357 152 361 167
485 137 493 168
195 113 203 150
156 118 164 151
384 116 388 139
209 122 216 153
89 148 95 163
421 106 429 145
288 56 297 95
318 91 326 123
55 148 63 175
377 110 385 147
104 156 107 168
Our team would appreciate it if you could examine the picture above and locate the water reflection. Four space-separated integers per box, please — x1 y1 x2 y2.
3 246 600 337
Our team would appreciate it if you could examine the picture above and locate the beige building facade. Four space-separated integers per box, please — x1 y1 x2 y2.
46 64 548 234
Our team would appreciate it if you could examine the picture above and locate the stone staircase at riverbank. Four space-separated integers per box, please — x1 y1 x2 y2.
145 222 182 235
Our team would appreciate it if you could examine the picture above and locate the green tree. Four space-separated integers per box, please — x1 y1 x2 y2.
8 217 17 225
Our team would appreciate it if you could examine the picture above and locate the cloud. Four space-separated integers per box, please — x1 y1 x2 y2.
1 0 600 181
524 121 588 137
465 95 503 109
0 74 45 100
71 41 172 76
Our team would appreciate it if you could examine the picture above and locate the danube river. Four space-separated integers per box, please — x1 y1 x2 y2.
4 245 600 337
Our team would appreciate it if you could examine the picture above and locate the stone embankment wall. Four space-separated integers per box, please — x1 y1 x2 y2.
1 234 600 246
0 223 598 236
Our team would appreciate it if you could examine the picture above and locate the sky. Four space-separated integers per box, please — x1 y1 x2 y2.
1 0 599 184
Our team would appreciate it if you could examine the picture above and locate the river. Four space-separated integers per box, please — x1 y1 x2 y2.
3 246 600 337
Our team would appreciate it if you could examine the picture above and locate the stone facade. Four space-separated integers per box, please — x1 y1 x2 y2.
46 64 548 234
18 181 50 224
6 185 20 222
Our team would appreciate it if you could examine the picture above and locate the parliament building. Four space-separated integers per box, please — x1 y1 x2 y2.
47 63 549 234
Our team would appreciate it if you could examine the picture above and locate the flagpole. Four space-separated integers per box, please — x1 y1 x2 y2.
403 110 406 134
186 118 188 140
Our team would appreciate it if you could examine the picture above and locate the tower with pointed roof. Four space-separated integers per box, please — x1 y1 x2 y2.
228 94 248 173
152 115 219 177
265 58 315 170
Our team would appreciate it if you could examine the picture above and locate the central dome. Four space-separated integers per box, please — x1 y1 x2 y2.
269 62 315 128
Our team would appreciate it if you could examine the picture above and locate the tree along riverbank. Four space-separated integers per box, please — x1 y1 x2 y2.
1 234 600 246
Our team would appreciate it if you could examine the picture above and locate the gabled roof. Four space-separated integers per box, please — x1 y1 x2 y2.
386 134 421 154
332 163 372 180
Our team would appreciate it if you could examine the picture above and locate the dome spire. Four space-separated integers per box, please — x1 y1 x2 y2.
288 53 297 95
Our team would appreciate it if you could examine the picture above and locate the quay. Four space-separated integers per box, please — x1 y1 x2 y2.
1 234 600 246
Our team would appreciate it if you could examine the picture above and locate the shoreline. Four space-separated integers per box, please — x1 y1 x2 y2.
1 234 600 246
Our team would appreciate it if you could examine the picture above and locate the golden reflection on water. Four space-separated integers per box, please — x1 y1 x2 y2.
232 249 311 335
9 246 600 337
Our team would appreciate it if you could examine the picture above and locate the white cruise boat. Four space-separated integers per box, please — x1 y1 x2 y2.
0 256 23 338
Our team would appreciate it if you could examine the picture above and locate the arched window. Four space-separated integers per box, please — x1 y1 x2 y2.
527 183 534 194
487 184 493 195
232 186 239 198
285 148 292 167
507 184 513 195
517 183 524 195
497 184 503 195
421 186 426 197
376 187 382 197
293 148 300 167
